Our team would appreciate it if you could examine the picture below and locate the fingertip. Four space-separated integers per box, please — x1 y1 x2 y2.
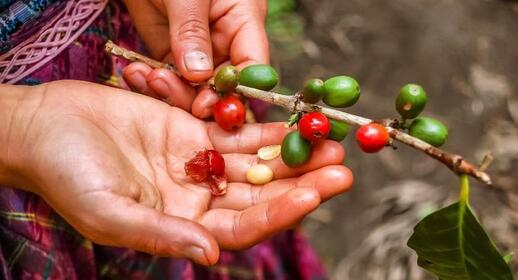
288 187 320 210
314 140 346 164
122 62 153 78
194 238 220 266
205 246 220 266
147 69 196 110
192 87 219 119
324 165 354 195
122 62 153 94
177 221 220 266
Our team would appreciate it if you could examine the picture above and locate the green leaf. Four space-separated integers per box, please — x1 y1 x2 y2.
407 176 513 280
287 113 301 127
503 253 513 264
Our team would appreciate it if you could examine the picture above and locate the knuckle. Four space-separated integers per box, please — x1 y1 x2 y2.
176 18 210 43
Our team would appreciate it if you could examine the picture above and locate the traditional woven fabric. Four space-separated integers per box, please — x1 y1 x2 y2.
0 1 328 280
0 0 65 52
0 0 108 83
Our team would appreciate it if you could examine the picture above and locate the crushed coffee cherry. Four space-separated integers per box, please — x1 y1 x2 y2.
184 149 227 196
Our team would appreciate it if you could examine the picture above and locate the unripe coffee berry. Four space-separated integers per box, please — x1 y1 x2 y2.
408 117 448 147
356 123 390 153
281 131 312 167
215 65 239 93
298 112 331 142
323 75 361 108
214 96 246 131
303 78 325 103
239 64 279 91
327 119 350 142
395 84 427 119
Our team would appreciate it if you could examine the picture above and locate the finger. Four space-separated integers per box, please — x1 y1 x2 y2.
223 140 346 182
231 21 270 68
165 0 213 82
88 195 219 265
200 188 319 250
211 165 353 210
146 68 197 110
192 87 219 119
210 3 269 67
122 62 159 99
207 122 293 154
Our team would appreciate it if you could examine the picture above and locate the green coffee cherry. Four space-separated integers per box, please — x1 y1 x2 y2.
281 131 312 167
303 78 325 103
215 65 239 93
396 84 427 119
409 117 448 147
239 64 279 91
323 76 360 108
327 119 350 142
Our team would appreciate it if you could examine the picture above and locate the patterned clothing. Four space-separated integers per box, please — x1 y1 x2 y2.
0 0 65 52
0 1 328 279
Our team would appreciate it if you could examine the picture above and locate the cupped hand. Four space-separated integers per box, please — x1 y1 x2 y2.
122 0 269 117
5 81 352 265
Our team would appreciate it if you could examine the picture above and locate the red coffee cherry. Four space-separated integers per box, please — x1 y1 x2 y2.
214 95 246 131
185 149 227 196
356 123 390 153
298 112 331 142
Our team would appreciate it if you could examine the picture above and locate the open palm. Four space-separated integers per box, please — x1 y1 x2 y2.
12 81 352 265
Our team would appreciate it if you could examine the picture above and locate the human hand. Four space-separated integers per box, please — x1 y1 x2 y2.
1 81 352 265
122 0 269 117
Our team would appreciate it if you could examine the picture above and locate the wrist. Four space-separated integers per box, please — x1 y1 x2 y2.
0 84 38 190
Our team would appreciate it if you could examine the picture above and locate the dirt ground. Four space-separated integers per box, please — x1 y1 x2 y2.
267 0 518 279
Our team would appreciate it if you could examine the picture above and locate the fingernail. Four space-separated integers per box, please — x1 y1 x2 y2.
128 70 147 92
186 246 207 264
184 51 212 72
148 77 171 98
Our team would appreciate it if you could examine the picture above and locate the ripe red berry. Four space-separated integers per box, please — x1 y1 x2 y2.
298 112 331 142
185 149 227 195
214 96 246 131
356 123 390 153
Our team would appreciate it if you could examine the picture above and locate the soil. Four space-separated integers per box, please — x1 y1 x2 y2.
267 0 518 278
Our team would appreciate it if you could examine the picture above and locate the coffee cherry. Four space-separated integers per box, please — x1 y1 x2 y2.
214 96 246 131
185 149 227 196
356 123 390 153
408 117 448 147
299 112 331 142
327 119 350 142
395 84 427 119
215 65 239 93
239 64 279 91
281 131 312 167
303 78 325 103
323 75 360 108
207 150 225 176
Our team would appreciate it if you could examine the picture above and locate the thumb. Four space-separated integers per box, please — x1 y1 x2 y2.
165 0 213 82
100 198 220 265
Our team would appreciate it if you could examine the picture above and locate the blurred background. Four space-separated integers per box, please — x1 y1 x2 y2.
264 0 518 279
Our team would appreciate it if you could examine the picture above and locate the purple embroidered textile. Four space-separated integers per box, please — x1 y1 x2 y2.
0 1 327 280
